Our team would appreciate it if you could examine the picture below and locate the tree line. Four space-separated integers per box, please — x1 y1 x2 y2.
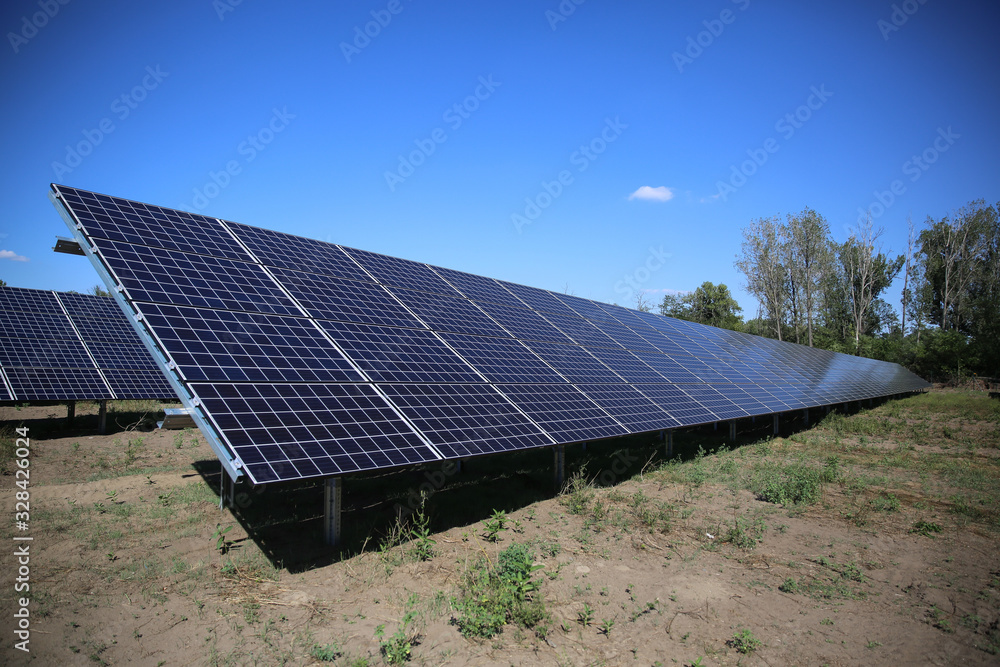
649 200 998 381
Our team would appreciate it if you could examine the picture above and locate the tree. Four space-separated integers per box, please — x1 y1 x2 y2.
633 291 652 313
916 200 993 332
735 216 787 340
658 292 691 320
91 284 111 297
0 279 6 287
784 208 833 347
841 213 904 355
900 214 916 337
686 282 743 330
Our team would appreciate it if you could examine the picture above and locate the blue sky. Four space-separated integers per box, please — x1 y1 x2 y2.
1 0 997 318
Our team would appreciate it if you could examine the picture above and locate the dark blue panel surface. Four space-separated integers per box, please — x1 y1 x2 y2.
226 221 373 282
271 266 426 329
438 332 566 384
5 367 112 401
390 288 509 337
192 382 437 484
140 303 363 383
320 321 481 383
473 301 574 344
576 383 682 432
342 247 464 296
637 383 716 425
379 383 552 458
496 383 627 443
521 340 621 383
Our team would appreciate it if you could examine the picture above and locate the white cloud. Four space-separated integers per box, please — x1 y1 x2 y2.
0 250 29 262
628 185 675 202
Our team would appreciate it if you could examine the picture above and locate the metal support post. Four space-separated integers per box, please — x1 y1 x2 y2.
581 441 587 453
665 430 674 458
803 408 809 426
66 401 75 426
729 420 736 441
324 477 342 547
772 413 780 436
98 400 107 435
553 445 565 490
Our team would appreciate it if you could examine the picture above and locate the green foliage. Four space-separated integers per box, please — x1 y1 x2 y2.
753 463 822 506
375 616 416 665
309 643 341 662
407 502 435 562
212 524 233 554
723 515 766 550
577 602 594 627
728 628 762 654
598 618 615 637
910 520 942 537
659 282 743 331
561 472 595 514
482 509 507 542
453 542 546 639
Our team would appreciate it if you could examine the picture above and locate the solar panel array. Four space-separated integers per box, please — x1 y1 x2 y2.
51 185 930 485
0 286 176 402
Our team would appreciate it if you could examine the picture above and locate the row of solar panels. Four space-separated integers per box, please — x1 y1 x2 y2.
0 286 174 402
48 184 929 485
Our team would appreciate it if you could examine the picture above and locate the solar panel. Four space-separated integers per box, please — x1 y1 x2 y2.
389 288 509 337
320 321 482 383
378 383 552 458
575 384 682 432
192 382 439 483
496 383 627 443
139 303 364 383
50 184 930 486
438 332 567 384
270 267 425 328
341 247 464 297
0 286 175 402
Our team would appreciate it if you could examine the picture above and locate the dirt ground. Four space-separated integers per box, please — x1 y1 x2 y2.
1 391 998 666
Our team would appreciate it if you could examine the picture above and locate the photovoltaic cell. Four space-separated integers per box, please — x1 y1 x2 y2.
379 383 552 458
496 383 627 443
57 185 250 261
555 292 619 324
192 382 438 483
319 321 482 383
226 221 373 282
497 280 580 318
637 384 717 425
390 288 509 337
575 384 681 432
342 246 463 297
97 239 300 316
103 369 174 400
438 332 566 384
471 301 574 344
521 340 621 383
139 303 364 383
583 346 667 384
5 367 112 402
681 384 747 420
0 337 93 369
432 266 525 306
590 320 661 353
270 267 425 329
542 312 622 349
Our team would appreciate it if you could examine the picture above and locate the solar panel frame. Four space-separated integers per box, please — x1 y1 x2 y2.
495 383 628 444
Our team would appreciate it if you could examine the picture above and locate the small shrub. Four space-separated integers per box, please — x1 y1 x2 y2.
310 643 341 662
728 628 762 654
756 464 822 506
723 515 766 550
453 542 546 639
911 520 943 537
